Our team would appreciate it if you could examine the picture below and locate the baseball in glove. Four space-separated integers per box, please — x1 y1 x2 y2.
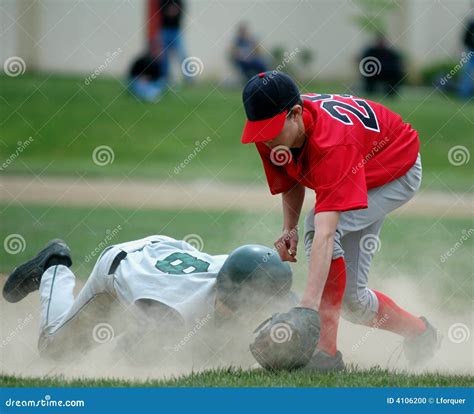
249 307 320 370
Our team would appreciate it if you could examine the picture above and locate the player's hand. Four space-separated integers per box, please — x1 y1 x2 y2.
274 227 298 262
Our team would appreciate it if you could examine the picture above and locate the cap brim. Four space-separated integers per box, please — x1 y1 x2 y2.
241 111 287 144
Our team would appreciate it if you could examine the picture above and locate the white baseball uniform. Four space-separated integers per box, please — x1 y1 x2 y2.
38 235 228 360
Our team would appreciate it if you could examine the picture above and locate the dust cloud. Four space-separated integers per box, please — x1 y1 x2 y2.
0 274 472 383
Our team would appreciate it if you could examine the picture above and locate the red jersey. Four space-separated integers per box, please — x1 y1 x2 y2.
257 94 420 213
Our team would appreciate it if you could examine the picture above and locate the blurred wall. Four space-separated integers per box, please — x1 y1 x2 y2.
0 0 471 81
0 0 146 80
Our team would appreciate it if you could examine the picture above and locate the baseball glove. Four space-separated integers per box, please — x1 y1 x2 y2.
249 307 320 370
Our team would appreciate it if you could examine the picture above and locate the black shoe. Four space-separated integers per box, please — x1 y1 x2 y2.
303 349 345 372
403 317 442 365
3 239 72 303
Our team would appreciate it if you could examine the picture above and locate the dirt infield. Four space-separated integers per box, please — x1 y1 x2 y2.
1 276 472 380
1 176 472 217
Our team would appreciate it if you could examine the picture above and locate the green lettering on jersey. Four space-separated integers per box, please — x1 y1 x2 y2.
155 252 210 275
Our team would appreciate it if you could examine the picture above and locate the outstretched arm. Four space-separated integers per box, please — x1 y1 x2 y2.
300 211 340 310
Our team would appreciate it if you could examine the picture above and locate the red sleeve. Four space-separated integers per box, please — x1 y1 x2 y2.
255 142 298 195
310 145 368 213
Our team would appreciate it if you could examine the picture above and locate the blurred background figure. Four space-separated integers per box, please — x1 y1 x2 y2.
230 22 268 82
458 16 474 99
128 54 164 102
360 34 404 96
158 0 190 85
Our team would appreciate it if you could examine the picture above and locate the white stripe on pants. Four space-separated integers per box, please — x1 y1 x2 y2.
38 247 121 359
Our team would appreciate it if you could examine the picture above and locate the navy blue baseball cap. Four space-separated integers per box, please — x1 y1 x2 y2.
241 71 301 144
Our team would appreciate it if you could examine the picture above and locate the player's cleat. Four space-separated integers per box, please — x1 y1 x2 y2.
403 317 442 365
3 239 72 303
303 349 345 372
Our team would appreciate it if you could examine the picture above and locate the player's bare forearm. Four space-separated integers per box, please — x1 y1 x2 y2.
274 184 305 262
300 211 340 310
300 233 333 310
282 183 305 230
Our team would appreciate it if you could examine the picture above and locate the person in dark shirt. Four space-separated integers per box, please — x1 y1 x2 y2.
359 34 404 96
128 54 164 102
158 0 190 83
230 23 268 81
459 17 474 99
161 0 183 28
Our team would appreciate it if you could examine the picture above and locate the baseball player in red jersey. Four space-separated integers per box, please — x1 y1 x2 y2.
242 71 441 371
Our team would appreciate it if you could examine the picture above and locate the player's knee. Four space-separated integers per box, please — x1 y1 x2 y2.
341 293 376 325
332 236 344 260
304 231 344 260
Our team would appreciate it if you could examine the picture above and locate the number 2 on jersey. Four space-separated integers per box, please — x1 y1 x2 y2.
301 94 380 132
155 252 210 275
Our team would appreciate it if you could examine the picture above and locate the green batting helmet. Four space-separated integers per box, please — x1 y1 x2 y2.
215 244 292 311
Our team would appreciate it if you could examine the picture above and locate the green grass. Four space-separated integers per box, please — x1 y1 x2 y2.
0 74 472 191
1 203 471 312
1 367 473 387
